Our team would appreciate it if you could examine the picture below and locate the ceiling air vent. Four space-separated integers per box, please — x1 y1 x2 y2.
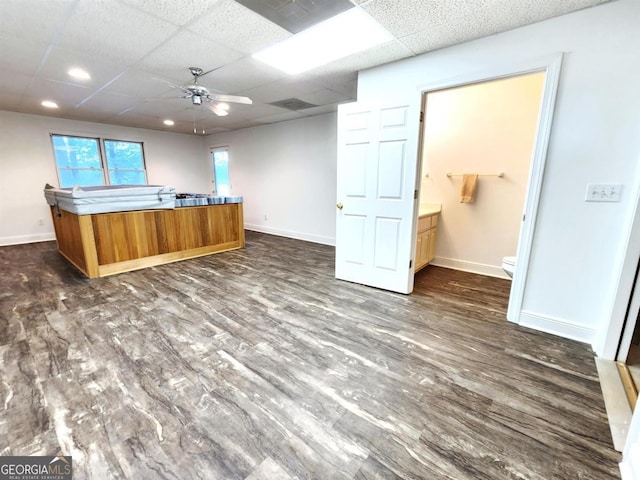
270 98 318 111
235 0 353 34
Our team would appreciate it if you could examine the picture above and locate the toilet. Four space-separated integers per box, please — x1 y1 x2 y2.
502 256 516 278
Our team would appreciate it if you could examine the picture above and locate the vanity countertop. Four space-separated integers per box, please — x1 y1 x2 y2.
419 203 442 217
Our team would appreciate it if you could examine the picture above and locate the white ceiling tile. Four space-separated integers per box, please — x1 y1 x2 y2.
188 0 292 55
117 0 223 26
398 0 609 55
37 47 126 89
0 0 76 41
0 0 615 134
138 30 244 81
0 93 23 111
298 88 353 106
398 20 487 55
203 127 232 134
56 0 179 66
102 68 177 98
311 40 413 77
255 111 307 124
0 71 33 97
239 77 327 104
360 0 493 38
221 102 289 118
198 58 288 95
215 119 267 130
0 37 50 77
299 103 341 116
25 78 96 110
126 100 191 117
77 92 139 115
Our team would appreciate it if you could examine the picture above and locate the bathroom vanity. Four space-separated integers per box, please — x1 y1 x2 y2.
415 204 441 273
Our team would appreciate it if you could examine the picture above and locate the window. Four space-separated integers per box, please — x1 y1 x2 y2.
51 134 147 188
212 147 231 195
105 140 146 185
52 135 104 187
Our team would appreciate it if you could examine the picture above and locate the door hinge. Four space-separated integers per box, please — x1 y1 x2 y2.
409 259 413 268
414 189 418 200
420 111 424 122
522 214 526 221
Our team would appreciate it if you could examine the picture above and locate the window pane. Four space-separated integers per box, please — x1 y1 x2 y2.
105 140 144 170
213 149 230 195
52 135 101 169
108 170 146 185
59 169 104 188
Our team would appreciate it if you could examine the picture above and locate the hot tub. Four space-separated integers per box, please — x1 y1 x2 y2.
44 184 176 215
44 184 244 278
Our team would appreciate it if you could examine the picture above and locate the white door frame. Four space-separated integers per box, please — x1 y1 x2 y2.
599 180 640 359
415 53 563 324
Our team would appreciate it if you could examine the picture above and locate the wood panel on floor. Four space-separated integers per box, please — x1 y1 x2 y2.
0 231 620 479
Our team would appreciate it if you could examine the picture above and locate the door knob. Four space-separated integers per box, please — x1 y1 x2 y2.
336 202 344 210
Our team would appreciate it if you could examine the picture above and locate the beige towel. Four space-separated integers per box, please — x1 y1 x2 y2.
460 174 478 203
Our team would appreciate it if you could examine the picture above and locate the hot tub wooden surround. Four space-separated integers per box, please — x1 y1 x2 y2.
50 203 244 278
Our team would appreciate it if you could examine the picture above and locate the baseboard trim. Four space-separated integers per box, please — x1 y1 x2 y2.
518 310 596 344
245 224 335 246
0 232 56 247
431 256 510 279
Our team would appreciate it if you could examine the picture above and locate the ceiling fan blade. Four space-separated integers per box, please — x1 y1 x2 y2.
152 76 191 94
198 65 225 78
205 103 229 116
208 93 253 105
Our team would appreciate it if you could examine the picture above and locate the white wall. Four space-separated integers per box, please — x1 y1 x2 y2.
358 0 640 348
205 113 337 245
421 72 545 278
0 110 209 246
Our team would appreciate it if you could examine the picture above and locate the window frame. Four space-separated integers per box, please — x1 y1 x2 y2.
51 134 106 188
50 133 148 188
103 138 148 186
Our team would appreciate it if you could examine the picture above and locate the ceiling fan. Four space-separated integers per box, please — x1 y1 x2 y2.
171 66 252 116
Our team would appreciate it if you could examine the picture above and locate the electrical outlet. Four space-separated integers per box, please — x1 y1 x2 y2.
38 218 44 226
264 214 268 221
585 183 622 202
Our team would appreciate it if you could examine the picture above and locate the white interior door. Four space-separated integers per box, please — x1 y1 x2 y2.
335 100 419 294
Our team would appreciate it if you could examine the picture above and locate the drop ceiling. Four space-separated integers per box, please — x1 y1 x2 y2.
0 0 612 135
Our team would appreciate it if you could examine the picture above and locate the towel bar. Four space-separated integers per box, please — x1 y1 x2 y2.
446 172 504 178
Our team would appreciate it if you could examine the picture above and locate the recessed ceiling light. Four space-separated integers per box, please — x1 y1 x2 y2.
68 68 90 80
252 8 393 75
41 100 59 108
163 119 175 126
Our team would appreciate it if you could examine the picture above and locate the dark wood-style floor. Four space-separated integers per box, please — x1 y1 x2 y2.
0 231 620 479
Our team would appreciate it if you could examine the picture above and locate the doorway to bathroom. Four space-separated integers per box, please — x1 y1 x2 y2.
414 55 562 322
417 71 545 280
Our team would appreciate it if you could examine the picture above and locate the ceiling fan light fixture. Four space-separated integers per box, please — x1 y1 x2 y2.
41 100 59 109
68 67 90 80
192 95 202 105
252 8 393 75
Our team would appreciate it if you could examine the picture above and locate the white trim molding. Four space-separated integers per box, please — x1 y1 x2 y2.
431 256 510 280
519 310 596 345
0 233 56 247
245 224 335 246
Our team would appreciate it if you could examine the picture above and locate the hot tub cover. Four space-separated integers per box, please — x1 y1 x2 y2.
44 184 176 215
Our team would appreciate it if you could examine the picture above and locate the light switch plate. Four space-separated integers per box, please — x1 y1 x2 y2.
585 183 622 202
